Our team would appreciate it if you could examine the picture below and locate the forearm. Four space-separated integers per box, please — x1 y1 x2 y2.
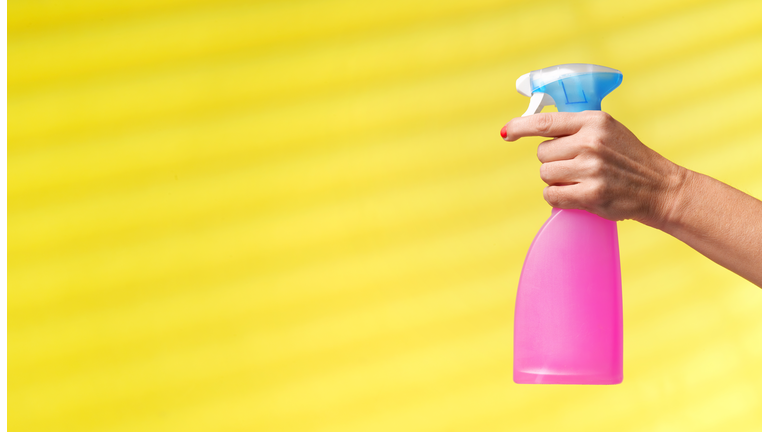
651 168 762 287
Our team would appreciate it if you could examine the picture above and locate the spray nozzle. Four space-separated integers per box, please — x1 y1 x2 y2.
517 63 623 116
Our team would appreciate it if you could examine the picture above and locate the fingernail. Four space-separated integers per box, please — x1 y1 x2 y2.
500 125 507 139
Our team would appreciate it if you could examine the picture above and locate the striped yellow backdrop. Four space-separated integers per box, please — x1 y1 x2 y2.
8 0 761 431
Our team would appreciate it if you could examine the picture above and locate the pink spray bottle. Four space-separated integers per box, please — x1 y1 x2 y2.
513 64 624 385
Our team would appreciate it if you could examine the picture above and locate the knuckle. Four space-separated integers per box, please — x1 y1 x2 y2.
544 186 566 208
583 135 606 154
587 180 608 205
533 113 554 134
539 164 551 183
543 187 555 206
536 142 547 162
590 110 614 126
585 157 604 176
581 137 599 152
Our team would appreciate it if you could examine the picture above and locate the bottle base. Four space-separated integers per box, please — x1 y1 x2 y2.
513 370 623 385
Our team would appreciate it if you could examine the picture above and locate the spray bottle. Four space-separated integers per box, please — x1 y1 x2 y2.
513 64 624 385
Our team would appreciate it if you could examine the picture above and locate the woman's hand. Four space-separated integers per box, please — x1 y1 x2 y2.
500 111 684 229
500 111 762 287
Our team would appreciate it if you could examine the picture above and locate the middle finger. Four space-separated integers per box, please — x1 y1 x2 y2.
537 136 581 163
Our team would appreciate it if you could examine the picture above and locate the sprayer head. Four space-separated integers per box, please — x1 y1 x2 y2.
517 63 622 116
516 73 533 97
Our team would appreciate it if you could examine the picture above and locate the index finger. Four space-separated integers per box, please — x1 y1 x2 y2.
501 112 587 142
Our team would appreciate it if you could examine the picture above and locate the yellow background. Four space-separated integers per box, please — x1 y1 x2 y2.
8 0 761 431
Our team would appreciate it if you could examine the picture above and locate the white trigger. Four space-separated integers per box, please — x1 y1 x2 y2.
522 92 555 117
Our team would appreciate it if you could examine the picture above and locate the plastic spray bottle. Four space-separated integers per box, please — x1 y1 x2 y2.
513 64 624 385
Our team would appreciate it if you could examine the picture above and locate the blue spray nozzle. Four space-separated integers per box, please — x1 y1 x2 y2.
516 64 622 115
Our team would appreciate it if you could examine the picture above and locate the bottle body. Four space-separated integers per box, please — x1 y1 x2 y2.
513 208 623 385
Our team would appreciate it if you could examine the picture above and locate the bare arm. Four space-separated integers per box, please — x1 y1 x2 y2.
658 169 761 286
501 111 762 287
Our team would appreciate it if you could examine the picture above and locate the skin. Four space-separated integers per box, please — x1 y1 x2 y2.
501 111 762 287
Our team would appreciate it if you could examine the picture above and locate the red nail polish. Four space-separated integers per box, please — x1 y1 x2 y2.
500 126 507 139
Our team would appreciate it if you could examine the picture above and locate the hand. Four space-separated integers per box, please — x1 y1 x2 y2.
501 111 761 286
500 111 684 228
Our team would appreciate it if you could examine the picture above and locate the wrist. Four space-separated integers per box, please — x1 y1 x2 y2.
642 163 692 233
